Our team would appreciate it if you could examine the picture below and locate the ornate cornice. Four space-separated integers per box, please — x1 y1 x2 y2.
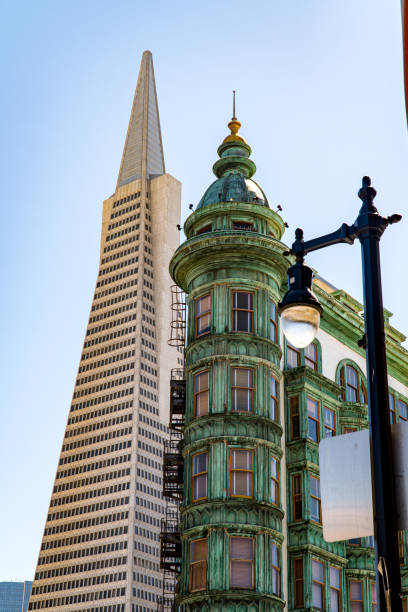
170 232 289 292
283 365 342 397
182 429 283 456
183 201 286 241
178 591 285 610
185 333 282 371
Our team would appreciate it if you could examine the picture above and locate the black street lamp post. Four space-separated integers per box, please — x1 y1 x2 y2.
279 177 402 612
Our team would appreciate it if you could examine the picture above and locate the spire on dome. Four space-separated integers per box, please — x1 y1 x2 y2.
116 50 165 189
196 109 269 210
212 109 255 179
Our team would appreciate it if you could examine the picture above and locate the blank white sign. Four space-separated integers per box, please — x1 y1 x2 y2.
320 429 373 542
319 422 408 542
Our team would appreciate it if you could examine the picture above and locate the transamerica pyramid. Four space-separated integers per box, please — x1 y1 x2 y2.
117 51 165 187
28 50 182 612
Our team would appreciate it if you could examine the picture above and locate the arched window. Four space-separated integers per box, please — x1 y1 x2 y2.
285 339 321 372
338 363 367 404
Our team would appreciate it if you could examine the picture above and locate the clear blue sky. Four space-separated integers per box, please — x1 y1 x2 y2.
1 0 407 581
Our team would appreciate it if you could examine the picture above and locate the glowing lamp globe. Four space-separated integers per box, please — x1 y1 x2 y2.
279 263 323 349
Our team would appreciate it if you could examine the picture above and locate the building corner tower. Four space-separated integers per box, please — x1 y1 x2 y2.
28 51 182 612
170 116 288 610
168 110 408 611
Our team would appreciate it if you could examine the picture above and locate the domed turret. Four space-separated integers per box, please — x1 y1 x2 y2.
197 116 269 209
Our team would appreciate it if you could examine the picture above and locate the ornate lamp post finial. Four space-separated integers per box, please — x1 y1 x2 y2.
358 175 377 213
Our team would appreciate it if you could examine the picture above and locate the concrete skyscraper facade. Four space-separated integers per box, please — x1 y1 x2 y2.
28 51 181 612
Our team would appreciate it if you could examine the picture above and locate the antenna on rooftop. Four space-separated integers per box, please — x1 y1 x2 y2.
232 90 236 120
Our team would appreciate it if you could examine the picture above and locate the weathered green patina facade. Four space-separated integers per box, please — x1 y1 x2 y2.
169 117 408 611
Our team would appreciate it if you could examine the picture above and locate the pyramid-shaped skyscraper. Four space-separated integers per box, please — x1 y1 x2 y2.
28 50 182 612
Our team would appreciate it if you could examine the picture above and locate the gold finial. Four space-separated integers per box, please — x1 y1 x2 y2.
221 91 246 145
227 89 242 136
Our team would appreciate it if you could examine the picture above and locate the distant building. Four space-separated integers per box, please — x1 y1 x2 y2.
28 50 181 612
0 581 32 612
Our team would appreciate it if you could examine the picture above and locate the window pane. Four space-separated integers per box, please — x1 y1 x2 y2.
312 560 324 581
193 453 207 474
192 453 208 501
270 397 278 420
346 366 358 387
195 371 209 392
230 537 254 589
331 591 340 612
196 295 210 315
294 558 303 578
295 582 304 606
361 380 367 404
399 400 408 421
197 313 211 334
324 407 335 437
271 457 277 478
233 310 252 332
271 544 280 596
270 375 277 397
350 581 362 599
304 343 317 361
348 538 361 546
307 398 318 418
312 583 323 609
389 393 395 423
311 477 320 497
194 370 210 417
272 569 280 595
311 498 320 522
311 477 321 522
271 481 278 504
190 564 206 591
232 388 252 412
231 449 253 470
287 345 300 368
308 419 319 442
324 408 335 428
193 474 207 499
231 471 252 496
190 539 207 592
294 558 304 607
330 566 340 588
290 396 300 439
233 368 253 387
351 604 363 612
191 539 207 561
270 375 278 420
233 292 253 310
230 561 253 588
230 537 253 559
197 224 211 234
196 389 209 416
233 220 254 231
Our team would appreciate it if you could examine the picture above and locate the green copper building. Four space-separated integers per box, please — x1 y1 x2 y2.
161 115 408 611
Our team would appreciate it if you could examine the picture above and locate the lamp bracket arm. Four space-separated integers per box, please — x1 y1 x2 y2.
286 223 357 261
302 222 357 253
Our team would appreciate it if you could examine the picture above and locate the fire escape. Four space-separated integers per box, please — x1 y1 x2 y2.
157 287 186 612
